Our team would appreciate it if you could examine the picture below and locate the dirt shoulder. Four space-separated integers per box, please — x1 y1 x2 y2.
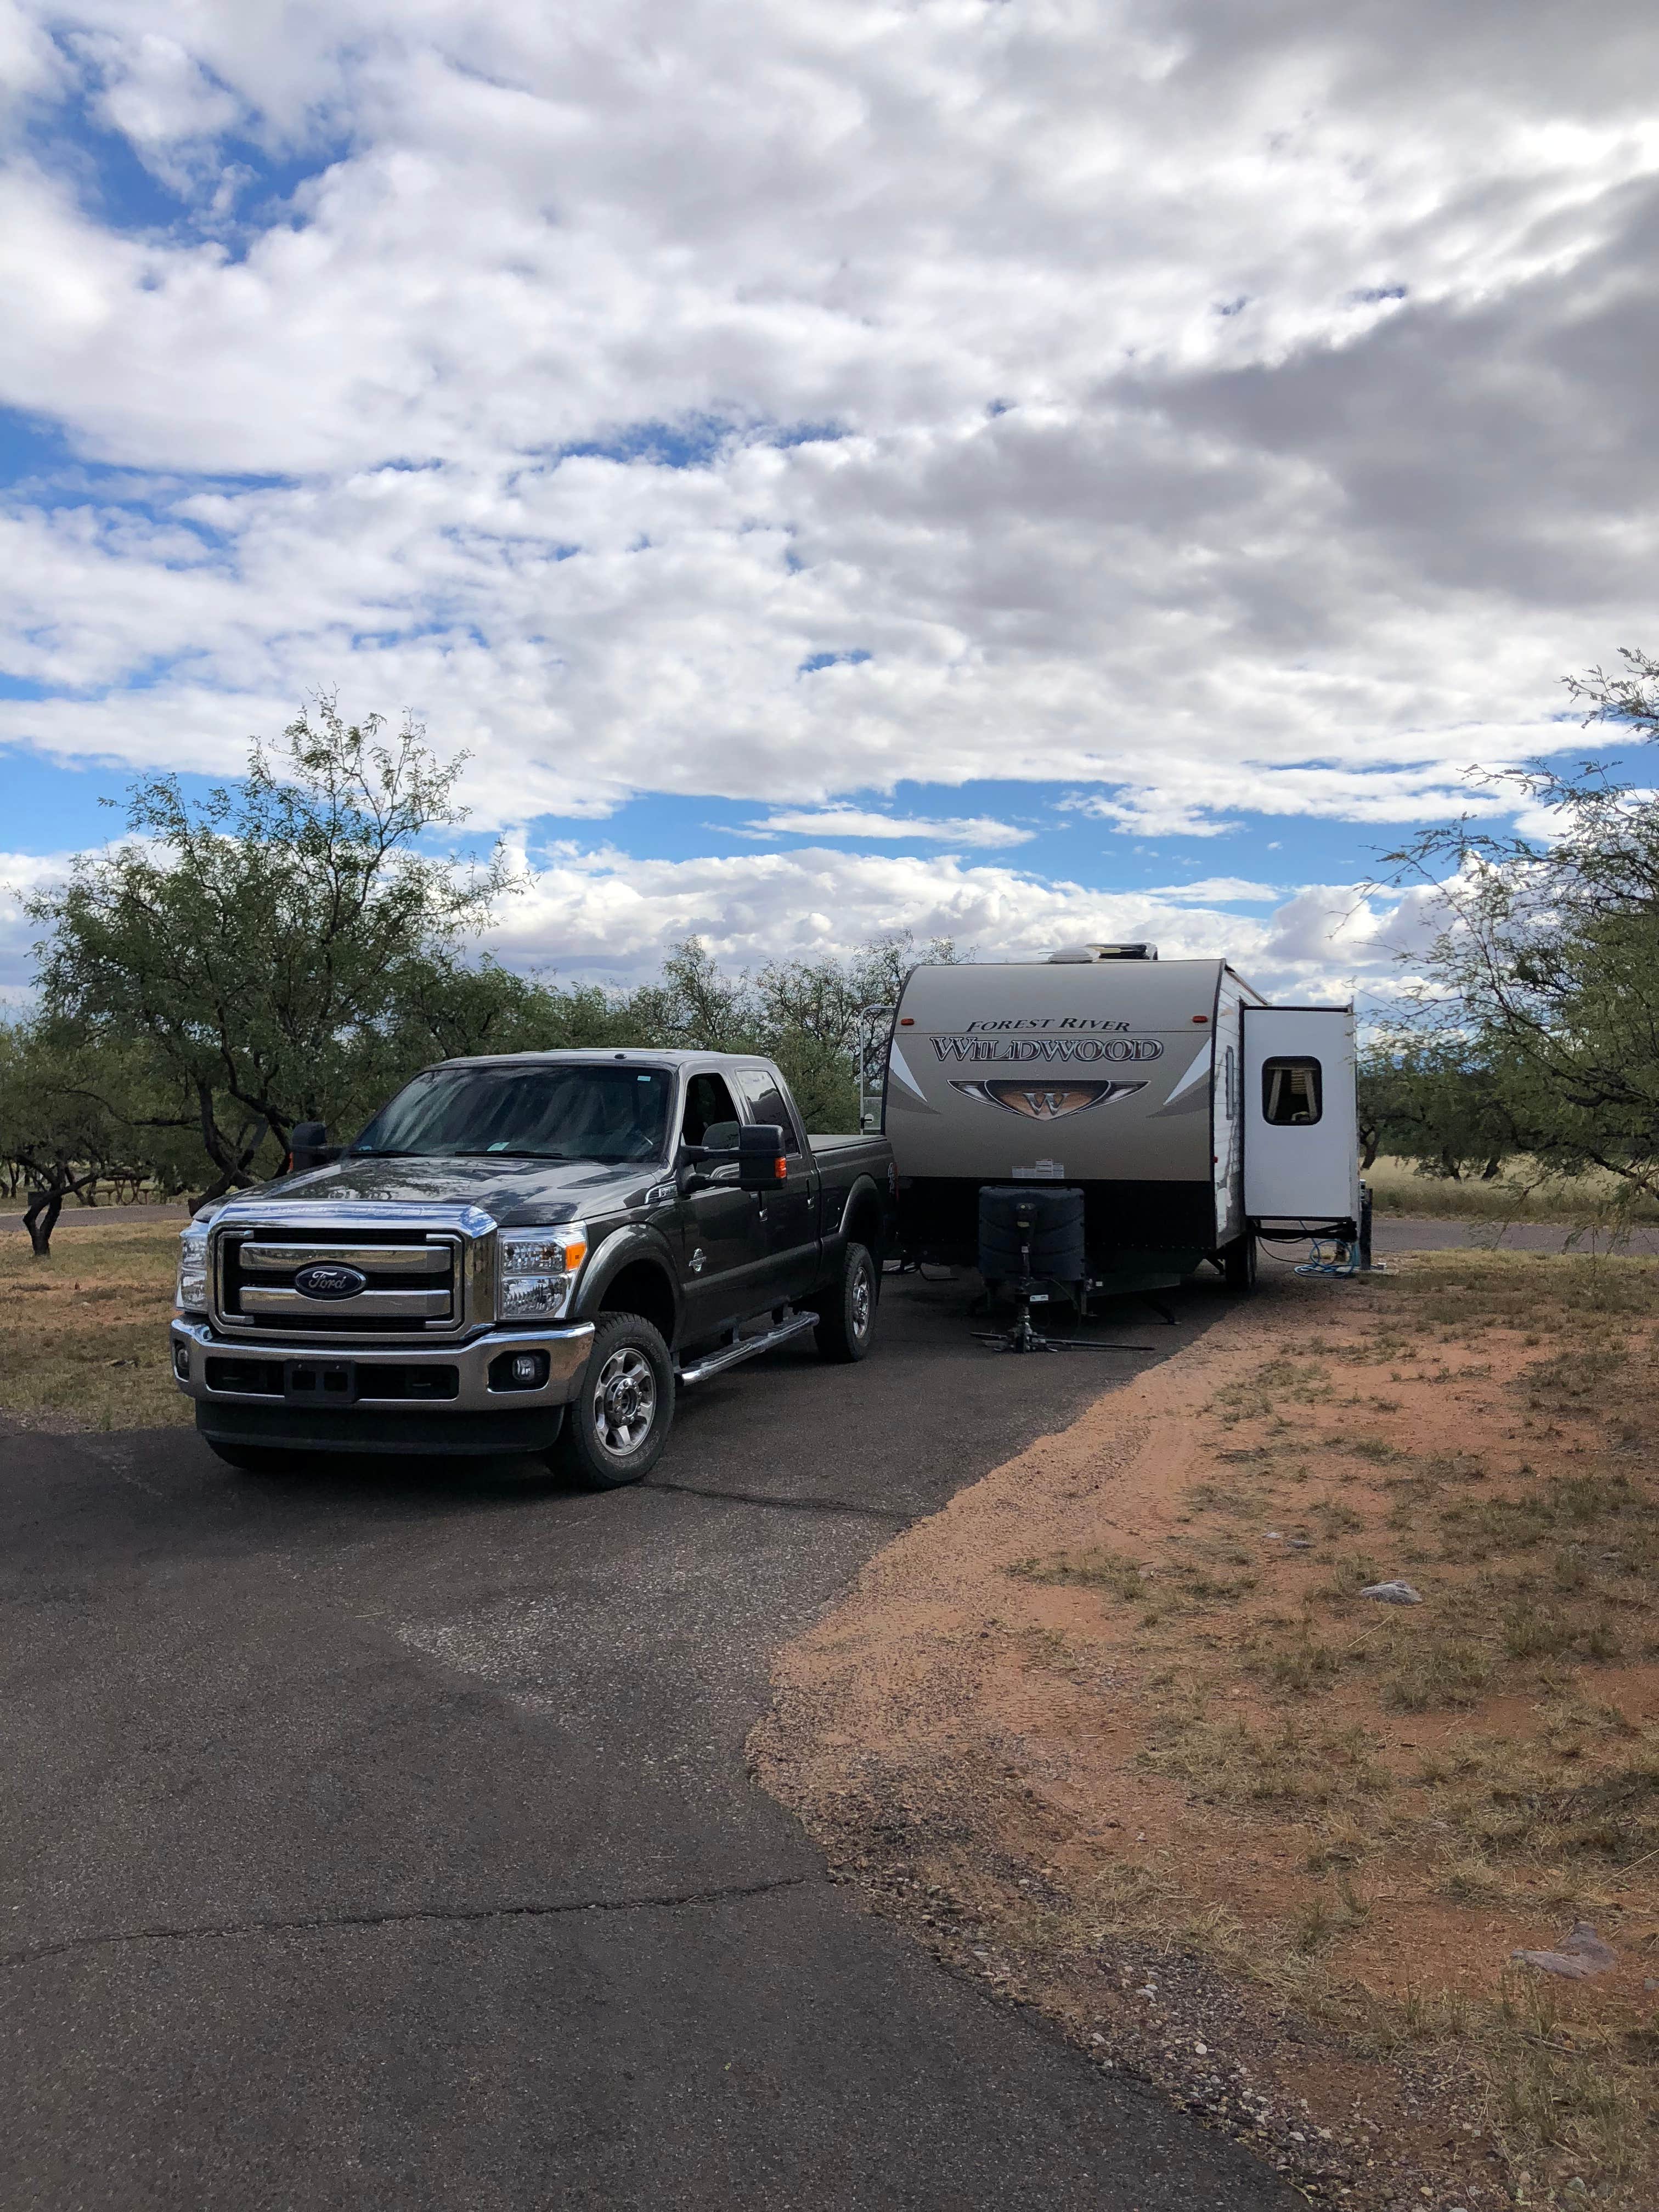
753 1254 1659 2210
0 1218 189 1432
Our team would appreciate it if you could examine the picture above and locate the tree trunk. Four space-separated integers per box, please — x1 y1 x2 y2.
24 1187 63 1257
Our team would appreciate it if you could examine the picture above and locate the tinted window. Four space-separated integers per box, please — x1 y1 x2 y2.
733 1066 802 1152
353 1063 672 1163
682 1071 741 1146
1261 1056 1322 1126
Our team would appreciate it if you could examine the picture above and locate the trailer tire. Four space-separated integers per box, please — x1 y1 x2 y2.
552 1312 674 1489
1221 1232 1257 1295
815 1240 878 1363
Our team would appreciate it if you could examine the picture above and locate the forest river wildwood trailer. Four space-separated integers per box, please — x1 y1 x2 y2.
875 945 1361 1299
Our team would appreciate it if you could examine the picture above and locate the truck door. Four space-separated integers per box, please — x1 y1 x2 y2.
732 1064 819 1304
1242 1007 1359 1226
675 1070 771 1336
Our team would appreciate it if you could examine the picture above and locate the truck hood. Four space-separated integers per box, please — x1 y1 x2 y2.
234 1153 665 1226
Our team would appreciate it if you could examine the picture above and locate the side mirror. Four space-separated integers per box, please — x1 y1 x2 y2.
289 1121 342 1174
738 1122 788 1192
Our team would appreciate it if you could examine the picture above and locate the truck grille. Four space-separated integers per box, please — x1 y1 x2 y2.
213 1224 463 1340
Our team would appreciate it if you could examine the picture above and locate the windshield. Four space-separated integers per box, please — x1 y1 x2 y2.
352 1063 674 1164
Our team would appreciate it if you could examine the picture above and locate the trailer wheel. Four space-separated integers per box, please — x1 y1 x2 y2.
815 1241 878 1363
1221 1232 1257 1295
552 1312 674 1489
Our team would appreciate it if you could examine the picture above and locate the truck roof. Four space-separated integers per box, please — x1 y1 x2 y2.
430 1048 765 1070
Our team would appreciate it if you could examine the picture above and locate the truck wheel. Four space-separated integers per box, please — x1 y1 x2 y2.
1221 1232 1257 1294
554 1313 674 1489
815 1241 878 1363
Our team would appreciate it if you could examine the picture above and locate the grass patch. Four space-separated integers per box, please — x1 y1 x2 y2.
0 1221 189 1432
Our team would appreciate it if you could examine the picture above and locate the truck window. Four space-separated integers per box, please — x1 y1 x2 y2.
682 1071 741 1147
351 1062 674 1163
1261 1056 1322 1126
733 1067 803 1153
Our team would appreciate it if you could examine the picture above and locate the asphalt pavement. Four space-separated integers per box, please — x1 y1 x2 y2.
0 1265 1312 2212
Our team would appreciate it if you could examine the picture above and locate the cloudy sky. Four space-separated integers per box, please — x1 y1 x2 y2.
2 0 1654 1003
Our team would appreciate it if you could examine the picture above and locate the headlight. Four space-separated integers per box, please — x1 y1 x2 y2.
176 1226 210 1313
498 1223 588 1321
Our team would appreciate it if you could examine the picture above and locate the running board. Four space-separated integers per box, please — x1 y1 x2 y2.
677 1310 819 1387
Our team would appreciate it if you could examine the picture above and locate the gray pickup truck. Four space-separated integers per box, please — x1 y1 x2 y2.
170 1049 895 1487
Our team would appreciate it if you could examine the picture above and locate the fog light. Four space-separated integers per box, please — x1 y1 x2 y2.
173 1345 191 1380
489 1348 551 1392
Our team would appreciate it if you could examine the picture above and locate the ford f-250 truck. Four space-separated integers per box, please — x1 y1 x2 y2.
170 1049 895 1488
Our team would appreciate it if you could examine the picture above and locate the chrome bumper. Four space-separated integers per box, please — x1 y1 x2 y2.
169 1316 595 1414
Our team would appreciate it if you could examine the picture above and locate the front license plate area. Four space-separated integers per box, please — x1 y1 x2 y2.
284 1359 358 1405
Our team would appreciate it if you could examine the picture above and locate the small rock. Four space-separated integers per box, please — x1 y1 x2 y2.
1512 1922 1618 1979
1288 1537 1313 1550
1194 2041 1207 2055
1265 1531 1283 1541
1359 1580 1423 1605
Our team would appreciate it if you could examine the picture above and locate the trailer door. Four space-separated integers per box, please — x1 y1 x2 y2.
1243 1008 1358 1224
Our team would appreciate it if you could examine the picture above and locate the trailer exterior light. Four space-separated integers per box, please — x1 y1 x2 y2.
1192 1014 1209 1023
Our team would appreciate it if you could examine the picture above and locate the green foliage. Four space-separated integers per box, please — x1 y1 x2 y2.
15 698 966 1200
32 698 511 1194
0 1018 216 1239
1356 1036 1516 1179
1383 648 1659 1208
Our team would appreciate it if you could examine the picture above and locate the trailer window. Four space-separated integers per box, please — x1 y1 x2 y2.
1261 1056 1322 1126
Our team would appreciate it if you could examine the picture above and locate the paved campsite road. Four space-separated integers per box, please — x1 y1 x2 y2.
0 1269 1305 2212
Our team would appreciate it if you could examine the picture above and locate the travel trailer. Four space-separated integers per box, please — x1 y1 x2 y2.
869 944 1361 1299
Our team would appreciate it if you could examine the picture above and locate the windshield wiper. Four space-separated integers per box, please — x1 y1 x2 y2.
460 1148 573 1160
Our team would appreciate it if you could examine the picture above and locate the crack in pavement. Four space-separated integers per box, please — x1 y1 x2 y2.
647 1478 914 1523
3 1872 814 1972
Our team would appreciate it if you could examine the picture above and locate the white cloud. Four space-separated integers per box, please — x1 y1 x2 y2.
738 808 1031 847
0 0 1655 886
0 845 81 994
1144 877 1281 902
493 839 1420 1005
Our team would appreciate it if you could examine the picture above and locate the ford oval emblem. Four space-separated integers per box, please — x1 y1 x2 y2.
294 1263 367 1300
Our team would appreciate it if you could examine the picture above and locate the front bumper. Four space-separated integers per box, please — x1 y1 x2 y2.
170 1316 595 1415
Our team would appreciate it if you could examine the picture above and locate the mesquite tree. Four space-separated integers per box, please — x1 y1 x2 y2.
32 701 509 1199
1384 650 1659 1200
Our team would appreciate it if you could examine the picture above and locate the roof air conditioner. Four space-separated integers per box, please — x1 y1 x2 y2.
1046 943 1158 963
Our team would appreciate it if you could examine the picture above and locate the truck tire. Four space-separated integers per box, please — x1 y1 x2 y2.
815 1240 878 1363
554 1312 674 1489
1221 1232 1257 1295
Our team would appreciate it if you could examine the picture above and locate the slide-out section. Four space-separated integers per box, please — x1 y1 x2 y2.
1242 1007 1359 1227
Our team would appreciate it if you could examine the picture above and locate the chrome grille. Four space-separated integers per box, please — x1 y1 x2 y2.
211 1214 477 1340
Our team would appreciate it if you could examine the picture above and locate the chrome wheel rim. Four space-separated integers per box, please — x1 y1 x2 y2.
592 1346 657 1458
850 1262 873 1340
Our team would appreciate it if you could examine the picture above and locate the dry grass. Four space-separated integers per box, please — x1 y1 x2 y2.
758 1249 1659 2210
0 1220 190 1432
1367 1151 1659 1226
